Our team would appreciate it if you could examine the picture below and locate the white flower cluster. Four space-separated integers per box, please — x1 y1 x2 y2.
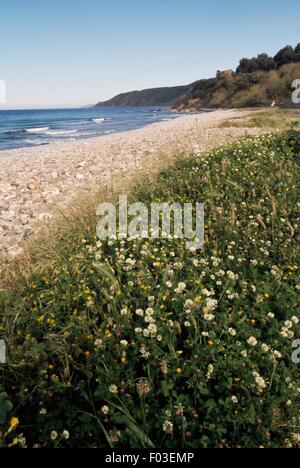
253 371 267 392
281 317 299 339
206 364 214 380
247 336 258 347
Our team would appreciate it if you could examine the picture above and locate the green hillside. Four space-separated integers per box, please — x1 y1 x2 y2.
177 44 300 110
95 84 193 107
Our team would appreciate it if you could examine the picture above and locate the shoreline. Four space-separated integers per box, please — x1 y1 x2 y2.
0 109 259 257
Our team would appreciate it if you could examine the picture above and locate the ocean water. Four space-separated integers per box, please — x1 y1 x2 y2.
0 107 184 152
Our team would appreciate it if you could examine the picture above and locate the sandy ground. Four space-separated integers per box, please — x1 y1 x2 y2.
0 109 260 257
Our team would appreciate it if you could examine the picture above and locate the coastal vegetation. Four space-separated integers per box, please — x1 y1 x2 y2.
0 128 299 448
95 85 193 108
177 62 300 110
177 43 300 110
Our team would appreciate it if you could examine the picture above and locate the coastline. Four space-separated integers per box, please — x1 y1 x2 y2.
0 109 259 257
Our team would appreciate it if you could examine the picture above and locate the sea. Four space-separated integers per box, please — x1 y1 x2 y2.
0 107 184 152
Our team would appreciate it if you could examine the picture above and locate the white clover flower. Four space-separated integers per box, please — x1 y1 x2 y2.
101 405 109 415
231 396 238 404
92 337 102 348
125 258 136 266
120 308 128 316
163 421 174 434
293 433 300 443
175 282 186 293
148 324 157 336
144 315 154 324
205 298 218 311
109 385 118 394
267 313 275 319
206 364 214 380
135 327 143 334
146 308 154 316
227 270 236 280
120 340 128 347
166 281 173 288
273 350 282 359
135 309 144 317
261 344 270 353
185 299 194 309
253 371 267 391
247 337 258 347
204 314 215 322
241 350 248 358
228 328 237 337
62 430 70 440
51 431 58 441
291 316 299 324
143 329 150 338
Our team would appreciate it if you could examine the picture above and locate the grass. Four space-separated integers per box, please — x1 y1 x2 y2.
0 130 299 448
218 108 300 130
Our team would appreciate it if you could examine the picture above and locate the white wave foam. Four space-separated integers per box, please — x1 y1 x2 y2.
93 118 105 123
45 130 78 136
25 139 47 146
25 127 49 134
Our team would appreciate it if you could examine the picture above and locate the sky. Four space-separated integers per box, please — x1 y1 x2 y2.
0 0 299 109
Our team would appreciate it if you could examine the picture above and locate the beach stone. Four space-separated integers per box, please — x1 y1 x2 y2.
27 180 39 191
0 211 15 221
38 213 53 222
20 215 30 225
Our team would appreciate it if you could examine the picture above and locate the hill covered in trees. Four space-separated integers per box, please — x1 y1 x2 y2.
95 84 193 107
177 43 300 110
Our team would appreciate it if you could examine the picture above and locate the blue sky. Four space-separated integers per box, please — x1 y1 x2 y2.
0 0 299 109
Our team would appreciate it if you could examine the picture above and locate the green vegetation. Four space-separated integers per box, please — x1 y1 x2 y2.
95 85 193 108
177 62 300 110
236 43 300 74
177 43 300 110
218 109 300 129
0 131 300 448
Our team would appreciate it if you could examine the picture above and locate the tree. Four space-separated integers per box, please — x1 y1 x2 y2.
255 53 276 71
295 43 300 60
236 58 259 74
274 46 296 66
236 53 276 74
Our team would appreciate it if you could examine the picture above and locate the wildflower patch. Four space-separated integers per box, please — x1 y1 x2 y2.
0 131 299 448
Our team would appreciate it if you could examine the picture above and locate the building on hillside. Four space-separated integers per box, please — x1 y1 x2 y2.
216 69 234 79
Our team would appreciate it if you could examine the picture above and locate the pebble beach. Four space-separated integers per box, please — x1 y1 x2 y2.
0 109 260 257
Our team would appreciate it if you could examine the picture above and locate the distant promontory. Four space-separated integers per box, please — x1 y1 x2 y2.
94 84 193 108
